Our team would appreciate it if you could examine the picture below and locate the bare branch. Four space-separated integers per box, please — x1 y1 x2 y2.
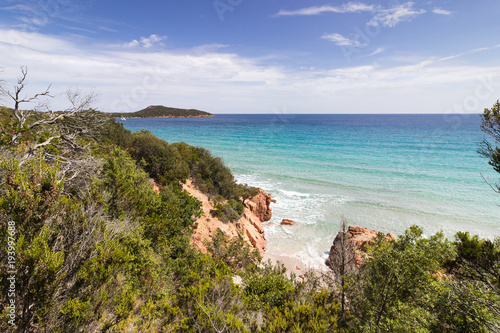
66 88 97 113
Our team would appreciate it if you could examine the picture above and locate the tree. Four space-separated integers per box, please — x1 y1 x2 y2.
0 66 98 163
326 217 357 327
449 232 500 332
478 99 500 192
0 66 53 145
0 67 108 198
349 226 455 332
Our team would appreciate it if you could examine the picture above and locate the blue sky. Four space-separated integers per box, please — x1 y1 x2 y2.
1 0 500 113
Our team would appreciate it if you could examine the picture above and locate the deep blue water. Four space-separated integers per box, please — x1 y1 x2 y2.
120 114 500 268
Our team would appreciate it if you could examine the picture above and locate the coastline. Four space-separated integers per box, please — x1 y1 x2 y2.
120 114 500 273
115 115 215 119
262 252 330 276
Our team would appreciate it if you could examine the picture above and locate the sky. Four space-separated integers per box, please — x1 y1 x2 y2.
0 0 500 114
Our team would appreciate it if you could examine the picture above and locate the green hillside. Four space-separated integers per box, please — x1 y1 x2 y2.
109 105 214 118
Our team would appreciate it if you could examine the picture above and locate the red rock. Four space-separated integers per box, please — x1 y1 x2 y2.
299 274 306 279
326 226 396 274
246 188 274 222
281 219 295 226
268 222 275 226
296 266 301 270
245 226 266 256
385 232 396 241
249 217 265 234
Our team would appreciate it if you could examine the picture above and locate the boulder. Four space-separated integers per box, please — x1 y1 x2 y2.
326 226 396 275
246 188 274 222
281 219 295 226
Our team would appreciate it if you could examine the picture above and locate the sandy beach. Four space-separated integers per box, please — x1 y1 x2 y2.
262 252 330 277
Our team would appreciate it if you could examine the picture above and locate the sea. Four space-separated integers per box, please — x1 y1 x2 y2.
120 114 500 269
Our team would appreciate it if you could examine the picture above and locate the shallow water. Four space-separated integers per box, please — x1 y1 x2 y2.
121 114 500 269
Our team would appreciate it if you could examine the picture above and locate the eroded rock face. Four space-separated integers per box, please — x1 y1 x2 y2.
326 226 396 275
246 188 275 222
183 180 273 257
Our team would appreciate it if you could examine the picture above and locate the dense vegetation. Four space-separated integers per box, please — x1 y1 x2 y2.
109 105 213 118
0 71 499 332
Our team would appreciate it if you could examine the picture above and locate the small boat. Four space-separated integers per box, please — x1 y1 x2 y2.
120 117 126 121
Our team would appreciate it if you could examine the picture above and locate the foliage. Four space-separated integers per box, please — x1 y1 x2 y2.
206 229 260 270
447 232 500 332
2 74 500 331
347 226 456 332
479 99 500 192
213 199 245 223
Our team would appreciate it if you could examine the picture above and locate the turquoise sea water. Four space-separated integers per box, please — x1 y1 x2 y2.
121 114 500 268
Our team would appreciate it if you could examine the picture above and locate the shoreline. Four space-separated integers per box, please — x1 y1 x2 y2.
114 115 215 119
262 252 330 277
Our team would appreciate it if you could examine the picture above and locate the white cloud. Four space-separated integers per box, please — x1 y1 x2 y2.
368 2 426 27
0 4 37 13
275 2 376 16
124 40 140 48
321 33 362 47
123 34 167 48
1 29 500 114
438 45 500 62
140 34 166 48
366 47 385 57
433 8 453 16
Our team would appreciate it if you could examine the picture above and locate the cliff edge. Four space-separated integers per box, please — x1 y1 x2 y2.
182 179 273 257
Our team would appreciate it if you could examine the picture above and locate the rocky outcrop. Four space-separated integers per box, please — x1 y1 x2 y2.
245 188 275 222
183 180 273 257
148 178 160 194
326 226 396 275
281 219 295 226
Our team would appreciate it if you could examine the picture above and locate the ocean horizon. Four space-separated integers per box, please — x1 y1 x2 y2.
120 113 500 269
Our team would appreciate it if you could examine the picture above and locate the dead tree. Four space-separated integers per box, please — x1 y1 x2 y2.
19 87 98 164
322 217 358 326
1 67 107 198
0 66 98 161
0 66 53 144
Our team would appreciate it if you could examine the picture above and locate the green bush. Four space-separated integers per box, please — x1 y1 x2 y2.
213 199 245 223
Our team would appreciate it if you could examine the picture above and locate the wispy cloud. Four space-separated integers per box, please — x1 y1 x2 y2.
433 8 453 16
277 2 425 28
438 45 500 62
275 2 376 16
191 43 229 54
0 4 37 13
368 2 426 27
98 26 118 33
1 29 500 114
124 34 167 48
321 33 363 47
366 47 385 57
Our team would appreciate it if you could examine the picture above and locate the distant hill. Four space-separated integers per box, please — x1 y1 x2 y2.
109 105 214 118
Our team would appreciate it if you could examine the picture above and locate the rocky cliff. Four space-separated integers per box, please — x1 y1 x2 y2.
326 225 396 275
182 179 273 257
